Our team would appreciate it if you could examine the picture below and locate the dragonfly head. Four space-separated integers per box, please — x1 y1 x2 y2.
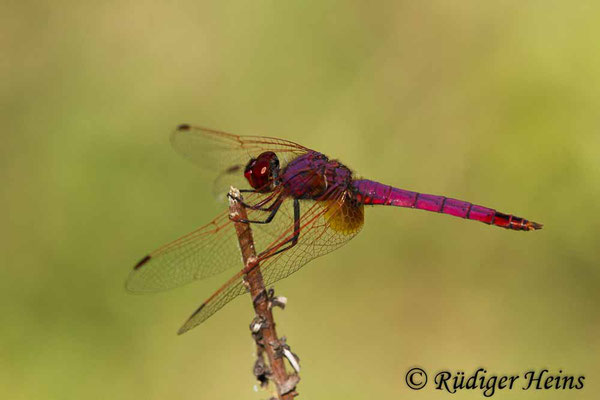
244 151 280 192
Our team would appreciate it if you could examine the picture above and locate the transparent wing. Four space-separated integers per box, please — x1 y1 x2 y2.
178 188 365 333
171 124 310 199
126 160 317 293
125 189 284 293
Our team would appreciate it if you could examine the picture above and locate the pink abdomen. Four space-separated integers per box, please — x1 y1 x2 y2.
351 179 542 231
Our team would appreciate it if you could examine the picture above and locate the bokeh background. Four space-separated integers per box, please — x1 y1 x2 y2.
2 1 599 399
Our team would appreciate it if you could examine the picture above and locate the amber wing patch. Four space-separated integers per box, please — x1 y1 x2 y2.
324 194 364 235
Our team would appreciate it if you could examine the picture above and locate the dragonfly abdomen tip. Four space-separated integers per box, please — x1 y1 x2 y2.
177 123 191 131
527 221 543 231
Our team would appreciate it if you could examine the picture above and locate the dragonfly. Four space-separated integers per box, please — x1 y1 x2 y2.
127 124 542 334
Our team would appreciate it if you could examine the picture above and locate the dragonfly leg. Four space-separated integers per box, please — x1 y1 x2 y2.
261 199 300 259
233 196 284 224
227 190 279 211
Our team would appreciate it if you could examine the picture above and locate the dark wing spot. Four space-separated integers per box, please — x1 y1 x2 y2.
134 255 151 270
177 303 206 335
226 165 241 173
177 123 191 131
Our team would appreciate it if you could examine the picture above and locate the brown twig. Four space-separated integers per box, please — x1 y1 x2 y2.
228 187 300 399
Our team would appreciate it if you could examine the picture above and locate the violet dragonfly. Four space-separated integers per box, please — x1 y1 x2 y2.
127 125 542 334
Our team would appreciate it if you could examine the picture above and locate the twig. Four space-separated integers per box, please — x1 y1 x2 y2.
228 187 300 399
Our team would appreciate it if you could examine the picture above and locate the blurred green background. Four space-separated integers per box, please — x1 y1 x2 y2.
2 1 599 399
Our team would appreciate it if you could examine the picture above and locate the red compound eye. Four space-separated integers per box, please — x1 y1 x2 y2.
244 152 278 191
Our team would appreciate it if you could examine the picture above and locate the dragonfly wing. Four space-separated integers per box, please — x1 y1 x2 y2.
171 125 310 198
259 190 365 286
177 188 364 333
125 191 281 293
177 270 248 334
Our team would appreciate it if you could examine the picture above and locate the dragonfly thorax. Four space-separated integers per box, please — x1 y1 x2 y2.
244 151 280 192
280 152 352 200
